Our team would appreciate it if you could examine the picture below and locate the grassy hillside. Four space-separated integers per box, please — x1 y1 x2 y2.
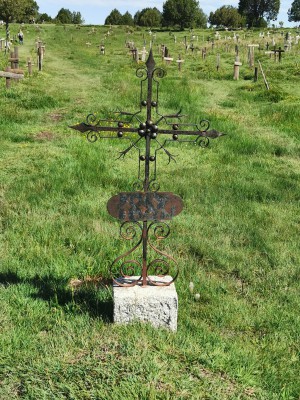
0 23 299 399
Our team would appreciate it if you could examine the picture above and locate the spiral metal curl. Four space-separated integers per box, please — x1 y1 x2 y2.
148 259 170 276
147 252 179 286
86 113 98 125
132 180 144 191
120 221 143 240
86 131 98 143
197 119 210 132
147 180 160 192
136 67 148 80
152 67 165 80
110 222 143 287
120 260 142 278
196 136 210 148
148 221 170 240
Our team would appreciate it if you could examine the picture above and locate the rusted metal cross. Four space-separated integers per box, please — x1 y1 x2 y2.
70 49 224 287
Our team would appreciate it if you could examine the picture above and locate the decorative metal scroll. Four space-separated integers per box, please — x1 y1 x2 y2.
70 49 224 287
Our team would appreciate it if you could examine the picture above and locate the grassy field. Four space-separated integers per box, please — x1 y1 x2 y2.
0 23 299 399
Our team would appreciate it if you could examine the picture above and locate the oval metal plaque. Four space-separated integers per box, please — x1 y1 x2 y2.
107 192 183 222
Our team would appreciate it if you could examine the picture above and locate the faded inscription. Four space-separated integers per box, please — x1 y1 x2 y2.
107 192 183 221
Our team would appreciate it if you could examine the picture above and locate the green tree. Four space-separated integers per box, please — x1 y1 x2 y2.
162 0 206 30
104 8 123 25
21 0 38 23
72 11 83 24
121 11 134 26
0 0 38 32
55 8 73 24
194 7 208 28
136 7 162 27
238 0 280 27
133 11 141 25
36 13 53 23
209 6 245 28
288 0 300 22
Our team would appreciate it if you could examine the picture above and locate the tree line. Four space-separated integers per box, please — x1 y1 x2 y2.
0 0 299 35
0 0 84 33
105 0 300 29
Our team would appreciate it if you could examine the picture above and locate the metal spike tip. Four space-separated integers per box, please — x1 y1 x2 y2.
145 48 155 71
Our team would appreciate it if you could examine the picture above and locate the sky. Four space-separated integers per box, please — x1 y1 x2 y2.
38 0 295 27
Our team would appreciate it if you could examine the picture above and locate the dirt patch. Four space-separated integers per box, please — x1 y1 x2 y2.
34 131 56 141
47 112 64 121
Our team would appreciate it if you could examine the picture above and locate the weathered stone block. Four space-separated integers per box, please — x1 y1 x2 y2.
113 276 178 332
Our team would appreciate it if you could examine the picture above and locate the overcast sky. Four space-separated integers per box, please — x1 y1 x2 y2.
38 0 295 26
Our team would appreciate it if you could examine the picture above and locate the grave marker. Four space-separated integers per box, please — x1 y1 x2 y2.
234 57 242 80
100 44 105 55
27 57 33 75
273 47 284 62
9 46 19 69
176 54 184 71
71 50 224 330
216 53 220 71
70 50 224 290
164 57 173 65
0 38 5 51
248 44 259 68
130 48 138 62
0 67 24 88
140 47 148 62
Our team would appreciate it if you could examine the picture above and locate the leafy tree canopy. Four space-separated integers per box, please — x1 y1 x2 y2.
133 11 141 25
162 0 207 30
55 8 72 23
122 11 133 26
104 9 123 25
72 11 84 24
36 13 53 23
55 8 83 24
134 7 162 27
105 9 134 25
288 0 300 22
238 0 280 27
0 0 38 30
208 5 245 28
193 7 207 28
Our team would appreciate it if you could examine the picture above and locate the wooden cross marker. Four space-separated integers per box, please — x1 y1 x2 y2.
0 67 24 88
248 44 259 68
273 47 284 62
70 50 224 287
164 57 173 65
176 54 184 71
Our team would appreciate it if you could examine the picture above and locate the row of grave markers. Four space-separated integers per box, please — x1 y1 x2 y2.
82 25 299 71
0 38 46 88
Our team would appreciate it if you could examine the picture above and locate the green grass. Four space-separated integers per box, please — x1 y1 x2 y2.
0 23 299 399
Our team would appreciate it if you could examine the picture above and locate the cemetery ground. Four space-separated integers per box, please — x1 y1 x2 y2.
0 23 299 399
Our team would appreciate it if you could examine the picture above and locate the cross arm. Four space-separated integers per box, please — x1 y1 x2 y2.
70 122 137 134
156 128 225 138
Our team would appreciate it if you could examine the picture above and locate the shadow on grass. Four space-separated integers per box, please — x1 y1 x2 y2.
0 271 113 322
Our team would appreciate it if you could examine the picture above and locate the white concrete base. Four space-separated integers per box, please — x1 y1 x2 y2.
113 276 178 332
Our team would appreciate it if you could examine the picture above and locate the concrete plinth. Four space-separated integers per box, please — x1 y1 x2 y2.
113 276 178 332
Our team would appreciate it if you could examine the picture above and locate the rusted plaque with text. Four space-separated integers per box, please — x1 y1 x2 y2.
107 192 183 222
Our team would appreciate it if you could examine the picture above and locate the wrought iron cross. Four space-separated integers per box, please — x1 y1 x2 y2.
71 49 224 287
